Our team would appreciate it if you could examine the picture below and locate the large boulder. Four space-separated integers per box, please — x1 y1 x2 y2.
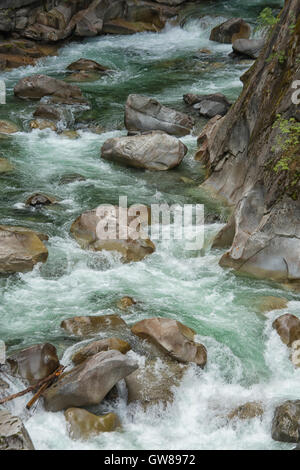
0 225 48 274
210 18 251 44
14 74 86 105
61 315 127 337
272 314 300 347
43 350 138 412
65 408 120 440
72 337 131 365
0 410 34 451
0 120 19 134
131 317 207 367
125 94 194 136
101 132 187 171
25 193 57 208
272 401 300 443
184 93 230 118
70 206 155 262
125 359 186 408
231 38 265 60
7 343 60 384
66 58 111 74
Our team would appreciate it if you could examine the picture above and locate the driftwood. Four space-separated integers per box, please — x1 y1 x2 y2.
0 365 65 406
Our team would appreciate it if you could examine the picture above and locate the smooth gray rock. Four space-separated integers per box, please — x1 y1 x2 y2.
0 410 34 450
43 350 138 412
232 38 265 59
101 131 187 170
125 94 194 136
210 18 251 44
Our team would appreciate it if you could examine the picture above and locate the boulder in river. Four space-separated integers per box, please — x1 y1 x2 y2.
72 337 131 365
258 296 288 313
65 408 120 440
67 58 111 74
272 400 300 443
184 93 231 118
14 74 86 105
125 94 194 136
117 296 137 310
210 18 251 44
131 317 207 367
0 225 48 274
125 358 186 408
61 314 127 337
7 343 60 384
30 119 58 131
0 410 34 450
231 38 265 60
272 314 300 347
43 350 138 412
25 193 57 208
228 401 264 420
0 120 19 134
101 132 187 171
70 206 155 262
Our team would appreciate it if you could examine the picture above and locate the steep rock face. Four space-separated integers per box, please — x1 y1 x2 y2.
200 0 300 288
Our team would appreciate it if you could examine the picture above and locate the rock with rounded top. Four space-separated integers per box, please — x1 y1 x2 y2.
272 314 300 347
72 337 131 365
0 225 48 274
70 206 155 262
7 343 59 384
231 38 265 59
43 350 138 412
65 408 120 440
210 18 251 44
67 58 111 74
61 315 127 337
272 400 300 443
125 94 194 136
101 132 187 171
131 317 207 367
0 410 34 450
117 296 137 310
14 74 86 104
0 120 19 134
25 193 57 207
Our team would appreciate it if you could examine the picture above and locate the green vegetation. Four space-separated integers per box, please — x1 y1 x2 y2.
255 7 279 32
272 115 300 173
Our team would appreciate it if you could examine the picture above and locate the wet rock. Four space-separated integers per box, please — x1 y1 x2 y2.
0 225 48 274
43 350 138 412
30 119 57 132
125 94 194 136
212 215 236 249
195 115 223 164
125 359 186 408
60 130 79 139
61 315 127 337
67 58 111 74
0 410 34 450
272 314 300 347
272 401 300 443
184 93 231 118
0 225 48 242
25 193 57 208
65 408 120 440
117 296 137 310
0 158 14 174
210 18 251 44
101 132 187 171
231 38 265 60
131 317 207 367
58 173 86 185
291 340 300 368
0 39 58 70
33 104 73 126
258 296 288 313
7 343 59 384
0 120 19 134
228 402 264 420
103 18 158 35
14 74 86 105
65 71 102 83
72 338 131 365
70 206 155 262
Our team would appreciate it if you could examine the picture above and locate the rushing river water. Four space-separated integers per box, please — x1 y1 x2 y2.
1 0 300 450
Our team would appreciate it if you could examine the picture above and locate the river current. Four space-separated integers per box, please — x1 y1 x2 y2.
1 0 299 450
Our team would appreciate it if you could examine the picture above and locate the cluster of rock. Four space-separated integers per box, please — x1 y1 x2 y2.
0 313 208 444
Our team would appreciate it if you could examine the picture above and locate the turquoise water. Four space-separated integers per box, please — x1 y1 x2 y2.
1 0 300 450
